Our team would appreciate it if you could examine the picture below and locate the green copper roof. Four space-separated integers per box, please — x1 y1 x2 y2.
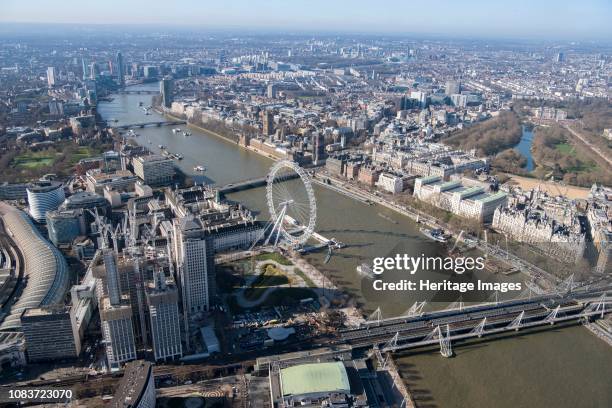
419 175 441 184
280 362 350 397
477 191 507 203
457 186 484 198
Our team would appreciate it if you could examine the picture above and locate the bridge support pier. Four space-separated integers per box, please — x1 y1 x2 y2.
404 301 426 317
439 325 453 358
583 293 607 319
367 307 382 326
545 305 560 325
470 317 487 338
383 332 399 352
507 311 525 331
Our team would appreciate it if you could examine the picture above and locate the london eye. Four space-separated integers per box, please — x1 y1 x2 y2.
265 160 317 246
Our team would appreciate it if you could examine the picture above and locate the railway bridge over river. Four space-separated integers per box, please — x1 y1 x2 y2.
339 284 611 357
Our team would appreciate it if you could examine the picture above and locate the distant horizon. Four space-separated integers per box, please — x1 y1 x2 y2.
0 22 610 45
1 0 611 42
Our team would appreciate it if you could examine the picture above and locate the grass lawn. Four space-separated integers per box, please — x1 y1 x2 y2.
244 263 291 301
554 142 575 155
252 264 291 288
12 152 58 169
11 145 102 170
536 141 600 176
294 268 315 287
254 252 293 266
68 146 101 165
566 162 598 173
561 143 599 173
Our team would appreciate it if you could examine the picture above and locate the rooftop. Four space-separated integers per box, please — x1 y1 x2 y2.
26 180 63 193
21 305 69 318
419 175 442 184
0 204 70 330
86 169 136 182
457 186 485 198
477 191 508 204
135 154 173 163
64 191 106 205
280 362 350 397
438 180 462 190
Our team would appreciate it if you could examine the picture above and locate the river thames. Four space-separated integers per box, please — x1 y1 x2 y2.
98 84 611 408
98 84 526 315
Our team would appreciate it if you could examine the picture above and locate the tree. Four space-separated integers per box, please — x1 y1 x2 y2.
491 149 527 174
443 111 522 156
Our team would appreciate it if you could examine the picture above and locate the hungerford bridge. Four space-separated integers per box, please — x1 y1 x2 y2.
338 282 611 357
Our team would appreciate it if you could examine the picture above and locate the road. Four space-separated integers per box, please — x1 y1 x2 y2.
564 125 612 168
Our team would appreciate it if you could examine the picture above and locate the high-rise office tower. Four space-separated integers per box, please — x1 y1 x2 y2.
172 216 215 315
160 78 173 108
218 49 227 65
313 131 326 165
90 62 99 80
100 249 137 370
103 249 121 305
172 216 215 350
48 99 63 117
100 299 136 370
131 62 139 79
262 111 275 136
556 52 565 63
445 80 461 96
46 67 56 87
267 83 278 98
124 254 150 347
116 51 125 87
146 270 182 361
81 58 87 80
451 93 468 108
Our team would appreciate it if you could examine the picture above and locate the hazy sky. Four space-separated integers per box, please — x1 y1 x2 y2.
1 0 610 40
